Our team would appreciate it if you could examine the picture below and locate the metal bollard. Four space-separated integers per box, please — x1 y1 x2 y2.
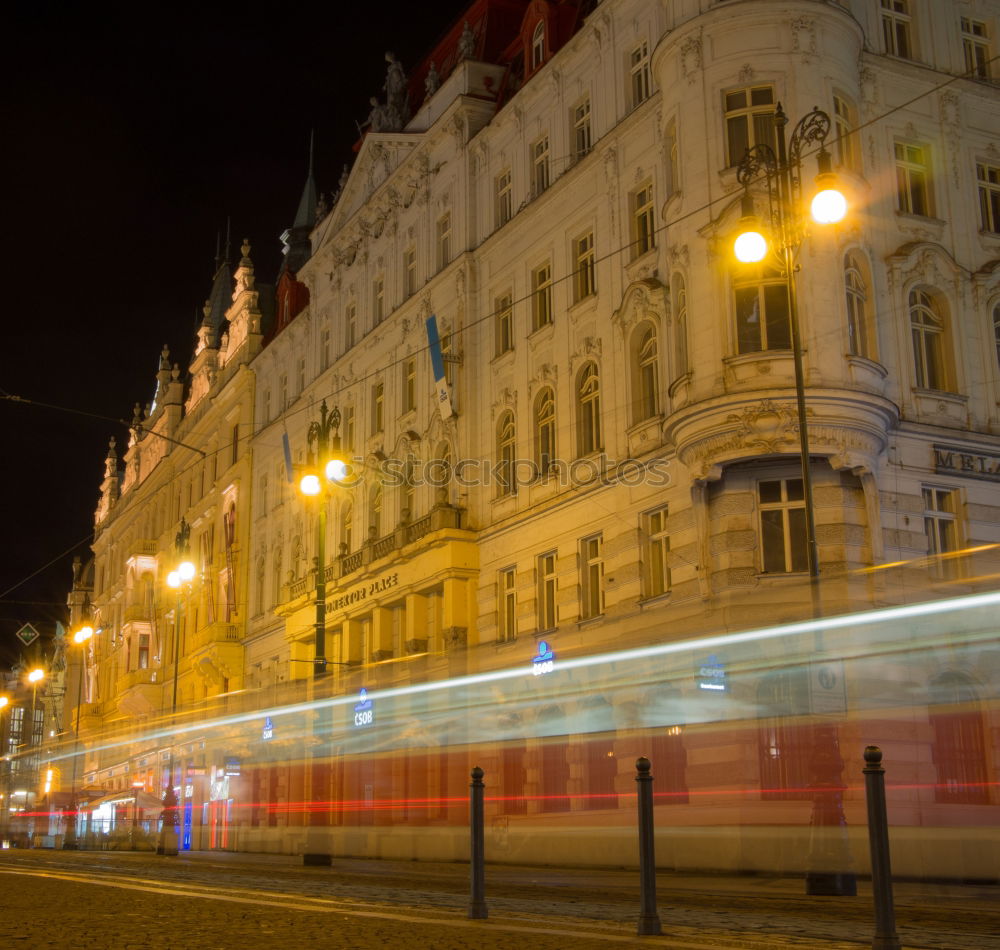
863 746 900 950
468 765 488 919
635 757 663 936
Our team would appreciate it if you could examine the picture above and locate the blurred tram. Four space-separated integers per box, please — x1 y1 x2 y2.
17 588 1000 881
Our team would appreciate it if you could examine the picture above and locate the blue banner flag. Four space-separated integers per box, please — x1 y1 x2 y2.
425 314 454 419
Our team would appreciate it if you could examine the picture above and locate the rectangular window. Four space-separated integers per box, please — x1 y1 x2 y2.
962 17 991 80
345 302 357 349
643 506 670 598
498 567 516 643
495 292 513 356
832 94 859 171
574 231 596 302
402 357 416 413
573 97 592 159
404 247 417 298
297 356 306 395
230 423 239 467
665 117 679 195
758 478 808 574
495 169 512 228
725 85 775 167
630 40 651 108
440 332 456 387
320 326 331 371
923 486 958 557
537 551 557 631
138 633 150 670
343 405 355 454
531 262 553 331
373 276 385 324
631 183 656 259
437 212 452 270
735 272 791 353
881 0 913 59
895 142 931 216
263 389 271 423
372 381 384 433
532 136 550 196
279 374 288 411
977 162 1000 233
579 533 603 620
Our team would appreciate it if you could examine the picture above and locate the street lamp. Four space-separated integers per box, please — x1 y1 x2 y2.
158 518 195 857
299 399 347 679
734 105 854 897
62 624 94 849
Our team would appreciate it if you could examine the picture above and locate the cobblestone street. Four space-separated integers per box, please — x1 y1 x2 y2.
0 850 996 949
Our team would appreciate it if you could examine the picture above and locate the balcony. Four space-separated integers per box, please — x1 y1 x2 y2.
115 667 159 718
189 622 240 653
122 603 153 624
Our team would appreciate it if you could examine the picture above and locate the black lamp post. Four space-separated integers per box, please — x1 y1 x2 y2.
62 615 94 849
157 518 195 857
734 105 855 897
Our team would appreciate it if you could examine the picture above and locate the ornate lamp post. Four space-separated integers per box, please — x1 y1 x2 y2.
734 105 854 897
157 518 195 857
62 622 94 849
298 399 347 867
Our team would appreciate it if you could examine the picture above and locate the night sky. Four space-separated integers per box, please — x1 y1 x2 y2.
1 1 474 666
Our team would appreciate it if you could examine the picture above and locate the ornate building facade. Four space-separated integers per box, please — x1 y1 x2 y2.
75 0 1000 876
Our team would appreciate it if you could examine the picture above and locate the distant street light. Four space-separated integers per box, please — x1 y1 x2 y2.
63 623 94 849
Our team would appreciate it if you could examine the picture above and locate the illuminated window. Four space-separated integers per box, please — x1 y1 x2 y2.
577 362 602 455
574 230 596 302
909 289 949 390
643 506 670 599
532 136 550 196
534 387 556 472
495 292 513 355
734 264 790 353
498 567 516 643
881 0 913 59
579 533 603 620
758 478 807 574
895 142 932 216
573 97 592 159
537 551 557 631
531 261 553 331
138 633 150 669
630 182 656 259
977 162 1000 233
962 17 991 79
495 169 512 228
629 40 651 108
724 85 775 167
496 410 516 497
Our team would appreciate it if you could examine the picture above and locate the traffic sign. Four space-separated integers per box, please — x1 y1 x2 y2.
16 623 40 647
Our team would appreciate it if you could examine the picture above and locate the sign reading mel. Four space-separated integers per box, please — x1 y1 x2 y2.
933 444 1000 482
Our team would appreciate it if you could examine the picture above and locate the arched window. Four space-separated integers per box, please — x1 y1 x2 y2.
271 547 283 609
844 253 870 358
929 672 989 804
672 273 688 380
734 264 790 353
577 362 602 455
534 388 556 472
909 288 948 390
633 325 659 422
531 21 545 69
496 410 516 496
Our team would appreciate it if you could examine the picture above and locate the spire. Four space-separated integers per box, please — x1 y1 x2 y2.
202 227 234 348
293 130 318 231
283 133 318 274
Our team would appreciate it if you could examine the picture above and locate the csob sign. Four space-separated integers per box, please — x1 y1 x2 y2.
353 689 374 728
532 640 555 676
262 716 274 741
697 654 727 692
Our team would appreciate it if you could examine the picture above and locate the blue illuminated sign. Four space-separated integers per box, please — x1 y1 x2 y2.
532 640 555 676
697 654 726 692
262 716 274 740
354 689 374 727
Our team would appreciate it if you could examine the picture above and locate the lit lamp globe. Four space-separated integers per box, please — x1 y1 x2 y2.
325 459 348 483
810 186 848 225
166 570 181 590
178 560 196 582
28 669 45 684
734 228 768 264
0 696 9 710
300 473 322 496
73 626 94 645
